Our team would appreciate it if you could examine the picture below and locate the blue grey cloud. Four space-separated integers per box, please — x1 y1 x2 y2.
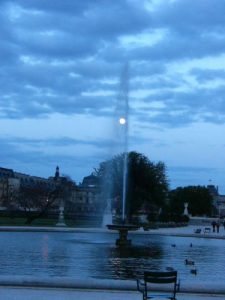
1 0 225 124
153 0 225 33
190 68 225 83
1 0 225 190
0 136 109 180
168 165 225 192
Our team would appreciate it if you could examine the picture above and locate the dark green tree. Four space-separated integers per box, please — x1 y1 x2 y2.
168 186 213 217
94 151 169 220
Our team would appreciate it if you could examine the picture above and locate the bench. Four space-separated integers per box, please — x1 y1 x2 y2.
194 228 201 234
204 227 211 234
137 270 180 300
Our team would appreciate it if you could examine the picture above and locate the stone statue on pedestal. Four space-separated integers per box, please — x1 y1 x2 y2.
183 202 189 216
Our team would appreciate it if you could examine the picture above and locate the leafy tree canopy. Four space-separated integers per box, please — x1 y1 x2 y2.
168 186 213 217
94 151 169 218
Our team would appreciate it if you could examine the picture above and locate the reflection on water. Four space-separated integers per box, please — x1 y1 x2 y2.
93 244 163 280
0 231 224 285
41 234 49 262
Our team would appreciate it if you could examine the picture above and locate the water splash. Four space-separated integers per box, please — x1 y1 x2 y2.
117 64 129 221
101 63 130 226
102 198 113 227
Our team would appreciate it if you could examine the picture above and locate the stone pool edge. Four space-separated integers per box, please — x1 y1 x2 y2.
0 276 224 296
0 226 224 240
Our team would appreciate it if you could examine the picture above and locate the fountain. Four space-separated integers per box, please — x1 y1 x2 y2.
106 64 139 246
102 198 113 227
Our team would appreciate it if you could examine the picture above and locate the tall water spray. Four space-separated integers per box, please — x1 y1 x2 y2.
102 64 130 227
116 64 129 222
107 65 140 245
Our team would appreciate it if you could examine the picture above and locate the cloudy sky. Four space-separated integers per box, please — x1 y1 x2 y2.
1 0 225 191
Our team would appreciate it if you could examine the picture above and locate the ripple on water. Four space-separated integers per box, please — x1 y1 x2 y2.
0 231 224 285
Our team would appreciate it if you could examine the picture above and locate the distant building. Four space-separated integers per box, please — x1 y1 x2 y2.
0 166 102 216
67 173 101 214
0 167 58 210
0 167 20 208
81 174 99 188
207 185 219 196
207 184 225 217
0 167 14 179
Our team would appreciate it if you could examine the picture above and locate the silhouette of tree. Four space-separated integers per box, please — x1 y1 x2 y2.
95 151 169 220
16 182 59 224
15 177 74 223
168 186 213 217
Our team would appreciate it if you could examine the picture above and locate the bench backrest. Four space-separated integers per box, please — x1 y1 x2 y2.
144 271 177 284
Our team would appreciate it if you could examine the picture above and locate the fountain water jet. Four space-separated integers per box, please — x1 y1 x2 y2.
115 63 129 222
102 198 113 227
107 64 139 245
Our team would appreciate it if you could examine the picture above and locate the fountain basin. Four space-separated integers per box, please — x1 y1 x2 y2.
107 224 140 246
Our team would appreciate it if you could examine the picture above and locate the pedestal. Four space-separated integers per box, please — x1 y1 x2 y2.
183 202 189 216
107 224 139 247
116 228 131 246
56 203 66 227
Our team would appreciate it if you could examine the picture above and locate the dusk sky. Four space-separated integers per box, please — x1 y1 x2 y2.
1 0 225 191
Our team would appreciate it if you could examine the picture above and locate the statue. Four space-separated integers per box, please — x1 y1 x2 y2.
56 200 66 227
183 202 189 216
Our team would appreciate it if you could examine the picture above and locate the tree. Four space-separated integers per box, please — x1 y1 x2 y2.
9 175 76 224
168 186 213 217
94 151 169 220
16 182 60 224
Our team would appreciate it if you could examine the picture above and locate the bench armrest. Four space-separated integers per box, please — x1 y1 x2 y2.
136 278 145 292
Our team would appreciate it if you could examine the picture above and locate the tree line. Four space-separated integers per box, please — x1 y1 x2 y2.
95 151 214 222
1 151 214 224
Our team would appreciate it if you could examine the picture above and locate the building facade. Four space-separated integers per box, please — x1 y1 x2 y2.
0 166 102 216
207 184 225 217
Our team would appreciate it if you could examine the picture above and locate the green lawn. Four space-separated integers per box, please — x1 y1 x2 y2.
0 216 102 227
0 216 57 226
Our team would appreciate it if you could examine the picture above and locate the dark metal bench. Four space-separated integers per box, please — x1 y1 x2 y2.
137 270 180 300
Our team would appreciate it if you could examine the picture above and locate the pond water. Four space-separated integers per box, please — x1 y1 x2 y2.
0 231 224 286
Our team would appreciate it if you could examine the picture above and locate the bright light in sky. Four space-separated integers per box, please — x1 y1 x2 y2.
119 117 126 125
